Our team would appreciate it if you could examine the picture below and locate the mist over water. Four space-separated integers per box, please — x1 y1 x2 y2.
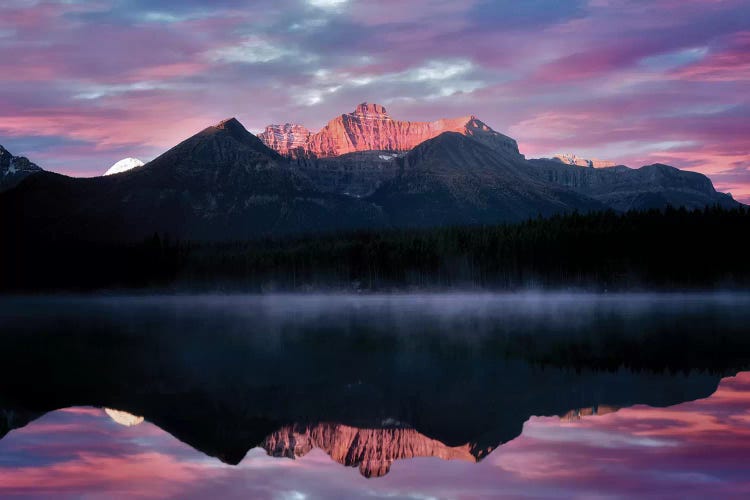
4 292 750 373
4 291 749 337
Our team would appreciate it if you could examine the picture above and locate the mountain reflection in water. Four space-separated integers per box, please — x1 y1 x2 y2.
1 293 750 498
3 374 750 499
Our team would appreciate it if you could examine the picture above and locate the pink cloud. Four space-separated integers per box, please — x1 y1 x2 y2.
673 31 750 82
0 0 747 195
0 452 220 497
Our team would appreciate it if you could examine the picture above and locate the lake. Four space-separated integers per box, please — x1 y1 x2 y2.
2 293 750 499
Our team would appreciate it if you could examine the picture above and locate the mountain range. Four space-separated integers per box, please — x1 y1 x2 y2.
0 103 740 242
258 102 523 160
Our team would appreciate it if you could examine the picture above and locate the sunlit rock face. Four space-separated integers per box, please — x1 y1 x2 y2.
259 102 522 159
552 153 616 168
262 422 480 478
104 157 145 176
104 408 144 427
560 405 619 422
257 124 312 157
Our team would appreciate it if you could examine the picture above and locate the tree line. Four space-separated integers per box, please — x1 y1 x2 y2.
2 206 749 292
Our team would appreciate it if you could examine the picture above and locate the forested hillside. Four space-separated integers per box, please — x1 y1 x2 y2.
2 206 748 292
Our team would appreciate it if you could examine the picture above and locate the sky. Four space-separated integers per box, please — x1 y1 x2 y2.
2 372 750 498
0 0 748 200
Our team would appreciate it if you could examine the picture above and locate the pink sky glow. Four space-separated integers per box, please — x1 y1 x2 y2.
0 0 748 201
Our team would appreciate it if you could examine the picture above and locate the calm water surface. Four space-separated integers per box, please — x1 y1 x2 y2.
1 293 750 499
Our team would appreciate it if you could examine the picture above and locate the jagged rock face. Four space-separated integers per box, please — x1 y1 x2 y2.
552 153 616 168
0 145 43 192
560 405 619 422
258 123 311 157
262 422 479 478
259 102 523 160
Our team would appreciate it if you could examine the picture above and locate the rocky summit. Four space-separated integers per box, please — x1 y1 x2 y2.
259 102 522 159
263 422 480 478
258 123 312 158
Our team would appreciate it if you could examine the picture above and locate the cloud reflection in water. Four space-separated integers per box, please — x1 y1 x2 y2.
2 373 750 499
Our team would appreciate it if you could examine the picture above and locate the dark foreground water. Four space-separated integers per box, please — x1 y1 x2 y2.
2 293 750 499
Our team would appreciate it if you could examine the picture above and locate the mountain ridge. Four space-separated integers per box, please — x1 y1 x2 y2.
526 158 737 211
0 109 742 243
259 102 522 160
371 131 605 227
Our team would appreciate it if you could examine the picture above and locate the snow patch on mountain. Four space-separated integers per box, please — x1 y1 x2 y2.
552 153 616 168
104 157 145 176
104 408 144 427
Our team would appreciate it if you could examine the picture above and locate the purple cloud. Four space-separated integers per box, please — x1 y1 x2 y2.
0 0 747 199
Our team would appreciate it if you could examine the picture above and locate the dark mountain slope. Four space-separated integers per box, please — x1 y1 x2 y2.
527 159 739 211
257 102 741 214
0 118 385 242
0 145 43 192
293 150 403 197
369 132 606 227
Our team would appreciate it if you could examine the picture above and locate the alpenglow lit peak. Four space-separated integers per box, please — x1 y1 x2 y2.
104 157 144 176
258 102 522 159
552 154 615 168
